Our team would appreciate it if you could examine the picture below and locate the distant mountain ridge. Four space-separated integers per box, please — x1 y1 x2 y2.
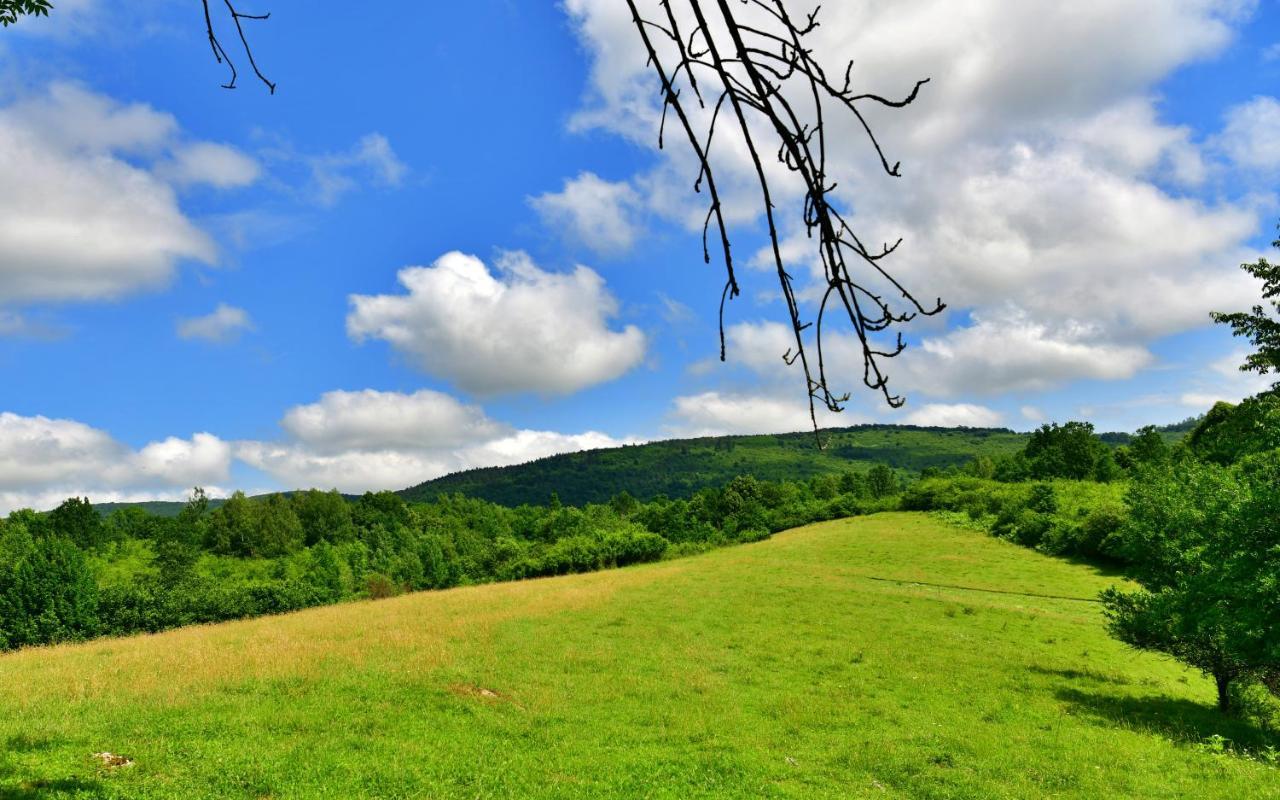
397 424 1028 507
91 420 1197 515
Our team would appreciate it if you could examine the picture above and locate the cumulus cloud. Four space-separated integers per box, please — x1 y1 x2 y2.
667 391 857 437
176 304 254 343
902 403 1003 428
900 310 1156 397
237 388 635 492
0 83 261 304
347 251 646 396
1217 96 1280 171
0 412 231 513
560 0 1266 400
279 389 506 452
530 172 645 255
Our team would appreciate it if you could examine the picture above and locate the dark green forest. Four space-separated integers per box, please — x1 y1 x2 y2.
401 425 1028 506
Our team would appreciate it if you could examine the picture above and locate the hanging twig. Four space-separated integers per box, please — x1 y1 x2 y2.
626 0 942 443
202 0 276 94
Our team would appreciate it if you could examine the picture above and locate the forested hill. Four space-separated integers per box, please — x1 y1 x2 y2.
398 425 1027 507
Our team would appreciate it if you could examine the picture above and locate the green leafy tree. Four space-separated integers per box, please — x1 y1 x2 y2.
1125 425 1170 467
255 494 304 557
48 496 104 549
105 506 164 541
1211 224 1280 391
1185 396 1280 466
0 0 51 27
292 489 355 546
1024 421 1109 481
867 464 898 499
0 523 99 650
1101 453 1280 713
204 491 257 556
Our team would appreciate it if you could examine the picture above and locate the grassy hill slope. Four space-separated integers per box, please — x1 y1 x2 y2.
400 425 1027 506
1 513 1272 799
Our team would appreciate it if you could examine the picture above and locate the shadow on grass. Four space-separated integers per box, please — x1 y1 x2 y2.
1055 553 1128 581
0 756 106 799
0 777 107 799
2 736 61 755
1029 665 1133 687
1055 686 1277 753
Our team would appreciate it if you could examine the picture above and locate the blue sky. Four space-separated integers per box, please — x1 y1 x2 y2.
0 0 1277 510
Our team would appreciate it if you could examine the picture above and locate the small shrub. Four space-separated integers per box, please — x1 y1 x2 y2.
1028 483 1059 514
365 573 400 600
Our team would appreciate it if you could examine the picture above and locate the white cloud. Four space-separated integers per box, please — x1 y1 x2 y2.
902 403 1003 428
347 251 646 396
1179 350 1275 408
279 389 506 452
161 142 261 189
1021 405 1046 423
560 0 1265 401
1217 96 1280 170
901 310 1156 396
0 412 231 514
703 315 1151 402
176 304 254 343
133 433 234 486
0 83 261 304
668 391 857 437
530 172 644 255
237 388 635 493
308 132 406 206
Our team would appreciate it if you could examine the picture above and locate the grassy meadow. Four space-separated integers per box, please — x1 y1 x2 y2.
1 513 1274 799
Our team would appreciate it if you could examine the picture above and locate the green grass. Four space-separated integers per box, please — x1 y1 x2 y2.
1 513 1274 798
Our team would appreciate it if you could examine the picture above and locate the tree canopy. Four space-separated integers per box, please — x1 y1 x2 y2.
1102 452 1280 713
1212 223 1280 391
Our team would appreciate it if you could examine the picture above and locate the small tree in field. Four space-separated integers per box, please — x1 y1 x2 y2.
1101 453 1280 713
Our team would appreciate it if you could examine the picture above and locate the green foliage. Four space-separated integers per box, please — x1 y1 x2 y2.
48 496 105 549
400 424 1023 506
903 476 1127 562
1211 224 1280 390
0 525 98 649
1127 425 1171 466
1024 421 1114 481
1101 453 1280 712
204 491 304 558
866 464 898 498
1028 483 1059 514
1185 395 1280 466
0 0 52 27
291 489 355 545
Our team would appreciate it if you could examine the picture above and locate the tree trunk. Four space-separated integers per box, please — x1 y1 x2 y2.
1215 671 1232 714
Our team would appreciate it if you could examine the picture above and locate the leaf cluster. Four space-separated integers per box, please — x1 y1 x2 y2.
0 0 51 27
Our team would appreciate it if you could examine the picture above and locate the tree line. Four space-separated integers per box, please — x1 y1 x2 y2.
0 465 905 651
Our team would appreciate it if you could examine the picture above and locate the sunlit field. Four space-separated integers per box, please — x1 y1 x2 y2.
1 513 1274 799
